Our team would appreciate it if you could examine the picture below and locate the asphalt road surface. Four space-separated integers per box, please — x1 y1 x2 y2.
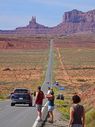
0 39 54 127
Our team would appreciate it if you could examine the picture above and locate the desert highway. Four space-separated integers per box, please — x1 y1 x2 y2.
0 39 53 127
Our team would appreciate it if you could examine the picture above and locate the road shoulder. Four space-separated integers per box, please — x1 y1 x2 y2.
44 108 69 127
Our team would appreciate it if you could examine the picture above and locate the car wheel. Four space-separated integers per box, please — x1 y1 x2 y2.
29 103 32 107
11 103 15 106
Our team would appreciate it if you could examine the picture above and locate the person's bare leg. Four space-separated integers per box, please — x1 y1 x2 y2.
49 111 53 123
47 111 50 118
51 111 53 122
37 110 42 120
49 111 51 118
39 110 42 120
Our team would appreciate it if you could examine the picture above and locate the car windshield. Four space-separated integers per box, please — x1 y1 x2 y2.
14 89 29 93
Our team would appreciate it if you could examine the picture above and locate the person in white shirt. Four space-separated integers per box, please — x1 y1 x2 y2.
47 87 51 94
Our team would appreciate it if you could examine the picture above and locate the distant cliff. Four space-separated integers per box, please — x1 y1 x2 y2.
61 9 95 34
1 9 95 35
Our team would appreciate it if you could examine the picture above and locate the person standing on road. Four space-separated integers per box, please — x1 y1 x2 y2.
46 90 55 123
35 86 44 122
47 87 54 95
69 95 85 127
47 87 51 94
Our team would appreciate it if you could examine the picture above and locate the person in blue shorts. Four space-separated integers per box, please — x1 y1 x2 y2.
46 90 55 123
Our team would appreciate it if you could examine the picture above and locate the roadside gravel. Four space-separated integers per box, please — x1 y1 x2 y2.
44 108 69 127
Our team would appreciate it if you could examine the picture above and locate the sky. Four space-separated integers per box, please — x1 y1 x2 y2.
0 0 95 30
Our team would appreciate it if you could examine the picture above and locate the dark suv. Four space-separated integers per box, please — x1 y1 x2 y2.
11 88 33 106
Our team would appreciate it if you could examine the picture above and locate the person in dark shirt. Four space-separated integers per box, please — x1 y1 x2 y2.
69 95 85 127
35 86 44 122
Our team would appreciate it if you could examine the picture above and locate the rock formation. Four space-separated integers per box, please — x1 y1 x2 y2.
0 9 95 35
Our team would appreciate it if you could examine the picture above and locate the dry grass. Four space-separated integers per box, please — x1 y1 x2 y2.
53 34 95 126
0 35 50 98
52 34 95 98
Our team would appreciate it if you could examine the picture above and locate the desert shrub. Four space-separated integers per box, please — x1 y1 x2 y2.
86 108 95 127
55 99 70 119
77 79 87 82
0 94 6 100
